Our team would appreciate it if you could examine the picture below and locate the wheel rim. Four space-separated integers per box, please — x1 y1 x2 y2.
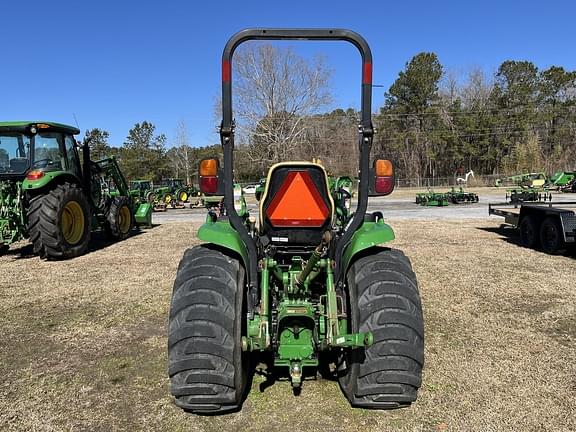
164 194 172 204
61 201 85 245
119 206 132 233
180 191 188 202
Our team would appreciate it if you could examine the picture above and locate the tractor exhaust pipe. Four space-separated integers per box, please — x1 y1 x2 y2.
296 231 332 287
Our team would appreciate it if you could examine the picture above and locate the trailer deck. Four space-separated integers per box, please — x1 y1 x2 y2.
489 200 576 253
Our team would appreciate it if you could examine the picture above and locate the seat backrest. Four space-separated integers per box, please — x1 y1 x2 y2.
9 158 29 173
259 162 334 245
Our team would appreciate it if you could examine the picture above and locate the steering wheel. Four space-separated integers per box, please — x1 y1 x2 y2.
33 158 54 168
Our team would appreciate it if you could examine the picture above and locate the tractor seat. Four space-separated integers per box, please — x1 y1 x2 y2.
9 158 29 173
259 162 334 246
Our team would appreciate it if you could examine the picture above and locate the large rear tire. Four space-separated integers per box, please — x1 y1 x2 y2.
339 248 424 409
105 196 134 240
168 245 249 414
27 183 91 260
176 188 189 203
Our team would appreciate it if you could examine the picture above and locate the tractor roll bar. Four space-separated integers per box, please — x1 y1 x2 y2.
220 28 375 300
221 28 373 133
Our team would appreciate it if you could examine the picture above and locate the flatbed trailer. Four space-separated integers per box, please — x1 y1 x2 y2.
489 201 576 254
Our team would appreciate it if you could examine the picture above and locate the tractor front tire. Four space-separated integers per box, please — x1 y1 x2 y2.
339 248 424 409
105 196 134 240
168 245 249 414
27 183 91 260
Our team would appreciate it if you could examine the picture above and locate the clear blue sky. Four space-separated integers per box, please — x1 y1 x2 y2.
1 0 574 147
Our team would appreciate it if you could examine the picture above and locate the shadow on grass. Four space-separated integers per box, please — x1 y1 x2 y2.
477 224 576 258
5 225 158 261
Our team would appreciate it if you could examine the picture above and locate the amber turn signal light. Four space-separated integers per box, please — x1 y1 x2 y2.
199 158 218 176
374 159 393 177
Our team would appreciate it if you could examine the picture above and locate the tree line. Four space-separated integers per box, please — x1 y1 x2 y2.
86 45 576 184
84 121 220 184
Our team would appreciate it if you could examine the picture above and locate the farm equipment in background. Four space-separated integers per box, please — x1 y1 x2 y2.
445 187 479 204
547 171 575 189
415 189 449 206
168 29 424 414
149 178 200 210
505 186 552 204
129 179 155 203
495 172 547 188
0 121 151 258
254 177 266 201
330 175 354 224
560 178 576 193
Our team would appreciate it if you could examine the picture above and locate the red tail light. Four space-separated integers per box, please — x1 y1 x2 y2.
26 170 44 180
375 176 394 194
200 176 218 194
266 171 329 227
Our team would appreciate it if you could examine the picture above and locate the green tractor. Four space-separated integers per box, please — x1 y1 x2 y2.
151 178 195 208
0 121 151 258
129 179 155 203
168 29 424 414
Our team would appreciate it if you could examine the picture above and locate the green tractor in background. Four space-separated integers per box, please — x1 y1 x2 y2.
168 29 424 414
0 121 151 258
129 179 155 203
151 178 198 208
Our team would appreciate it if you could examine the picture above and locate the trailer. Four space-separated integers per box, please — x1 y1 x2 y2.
489 201 576 254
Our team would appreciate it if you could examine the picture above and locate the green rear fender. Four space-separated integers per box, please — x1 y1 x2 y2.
197 217 249 268
341 219 395 274
197 218 394 278
22 171 80 191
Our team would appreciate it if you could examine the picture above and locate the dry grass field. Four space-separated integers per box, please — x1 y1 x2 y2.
0 219 574 432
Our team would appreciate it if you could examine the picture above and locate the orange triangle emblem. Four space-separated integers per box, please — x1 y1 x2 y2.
266 171 330 227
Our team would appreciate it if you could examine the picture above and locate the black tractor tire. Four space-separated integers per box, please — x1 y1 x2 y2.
168 245 249 414
146 191 156 204
339 248 424 409
105 196 134 240
540 216 565 254
27 183 91 260
519 215 539 249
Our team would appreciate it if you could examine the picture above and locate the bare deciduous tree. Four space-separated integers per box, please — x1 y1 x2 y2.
231 43 333 168
169 120 194 184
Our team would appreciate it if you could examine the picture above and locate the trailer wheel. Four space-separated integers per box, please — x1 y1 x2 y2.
168 245 249 414
339 248 424 409
105 196 134 240
27 183 91 260
540 216 565 254
519 215 539 249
